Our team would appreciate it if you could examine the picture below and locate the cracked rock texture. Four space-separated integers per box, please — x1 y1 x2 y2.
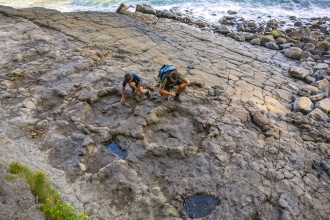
0 6 329 220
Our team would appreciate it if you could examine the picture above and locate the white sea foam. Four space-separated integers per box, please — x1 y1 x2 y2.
0 0 329 23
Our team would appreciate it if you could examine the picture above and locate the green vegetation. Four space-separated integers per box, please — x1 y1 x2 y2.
6 162 88 220
270 30 280 37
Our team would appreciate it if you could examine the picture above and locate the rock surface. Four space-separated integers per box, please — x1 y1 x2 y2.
0 6 329 220
0 177 45 219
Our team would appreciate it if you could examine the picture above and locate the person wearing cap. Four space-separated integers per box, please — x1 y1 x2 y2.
120 73 151 104
158 70 190 103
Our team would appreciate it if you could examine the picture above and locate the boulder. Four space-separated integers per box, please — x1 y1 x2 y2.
292 97 313 113
307 108 329 122
300 51 312 59
136 4 157 15
260 35 275 46
303 43 315 51
276 37 287 44
289 66 310 79
246 20 258 28
218 25 232 34
313 63 329 72
265 41 279 50
250 38 261 45
284 47 302 59
312 79 329 91
297 84 320 96
315 98 330 114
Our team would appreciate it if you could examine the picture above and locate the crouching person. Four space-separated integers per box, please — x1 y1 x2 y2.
120 73 151 104
159 70 190 103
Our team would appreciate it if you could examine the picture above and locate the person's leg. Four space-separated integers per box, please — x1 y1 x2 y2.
174 83 185 103
175 81 187 95
136 82 147 94
128 82 137 94
161 94 170 100
136 82 151 98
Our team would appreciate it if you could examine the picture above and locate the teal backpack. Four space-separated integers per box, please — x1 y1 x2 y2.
157 64 176 86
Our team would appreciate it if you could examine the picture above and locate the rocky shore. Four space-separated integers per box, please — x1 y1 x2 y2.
0 5 329 220
134 4 330 63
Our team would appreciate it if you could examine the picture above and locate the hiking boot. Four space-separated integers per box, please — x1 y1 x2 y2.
146 90 151 99
174 95 182 104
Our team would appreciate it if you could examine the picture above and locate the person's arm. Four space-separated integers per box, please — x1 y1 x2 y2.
159 84 176 97
182 77 190 86
120 86 125 104
175 77 190 90
159 87 175 96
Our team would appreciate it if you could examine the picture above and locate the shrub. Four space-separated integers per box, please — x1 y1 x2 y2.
6 162 88 220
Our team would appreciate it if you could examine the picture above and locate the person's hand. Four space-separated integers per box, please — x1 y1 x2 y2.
120 97 125 104
170 92 176 97
174 85 181 91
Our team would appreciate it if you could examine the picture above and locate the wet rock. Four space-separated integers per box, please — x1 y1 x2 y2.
320 25 329 33
218 25 232 34
115 3 128 14
182 195 220 219
265 41 279 50
246 20 258 29
136 4 157 16
193 18 210 28
227 10 237 15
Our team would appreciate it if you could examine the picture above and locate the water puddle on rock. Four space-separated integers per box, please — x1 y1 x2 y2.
182 195 220 219
107 142 127 159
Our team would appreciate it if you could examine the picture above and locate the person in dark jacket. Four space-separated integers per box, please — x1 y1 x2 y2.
121 73 151 104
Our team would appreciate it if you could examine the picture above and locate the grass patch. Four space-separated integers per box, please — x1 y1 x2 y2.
6 162 88 220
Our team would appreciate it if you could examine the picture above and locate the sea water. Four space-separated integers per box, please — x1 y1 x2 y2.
0 0 329 25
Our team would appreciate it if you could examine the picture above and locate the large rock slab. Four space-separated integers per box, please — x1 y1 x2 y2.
0 6 329 220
